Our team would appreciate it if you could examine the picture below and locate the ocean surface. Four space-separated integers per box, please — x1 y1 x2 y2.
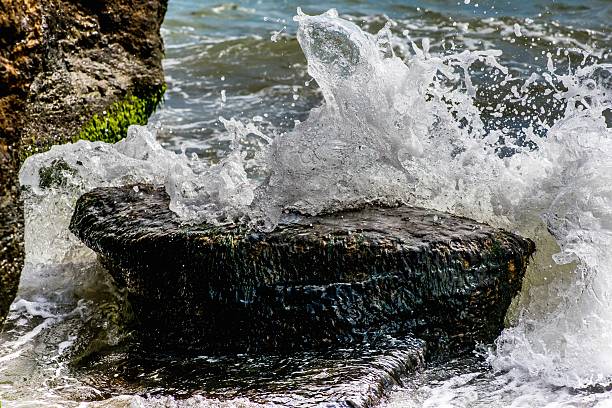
2 1 611 407
153 0 611 156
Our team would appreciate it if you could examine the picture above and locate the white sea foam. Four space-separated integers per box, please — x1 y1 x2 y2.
270 11 612 389
10 6 612 406
18 121 261 264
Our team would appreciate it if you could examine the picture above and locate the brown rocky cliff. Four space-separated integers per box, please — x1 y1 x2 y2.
0 0 168 324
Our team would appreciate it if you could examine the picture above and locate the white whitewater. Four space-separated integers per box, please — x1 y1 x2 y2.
282 10 612 391
6 7 612 407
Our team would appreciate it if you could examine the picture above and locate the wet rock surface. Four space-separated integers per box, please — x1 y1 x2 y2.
78 335 425 407
71 184 535 357
0 0 168 323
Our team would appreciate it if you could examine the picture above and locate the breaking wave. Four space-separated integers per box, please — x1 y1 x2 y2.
14 6 612 405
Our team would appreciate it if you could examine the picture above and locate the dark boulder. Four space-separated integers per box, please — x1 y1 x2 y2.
0 0 168 323
70 184 535 355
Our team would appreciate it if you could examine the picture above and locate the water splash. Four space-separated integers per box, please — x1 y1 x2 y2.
12 6 612 405
254 8 427 226
268 12 612 389
256 9 515 226
258 8 612 390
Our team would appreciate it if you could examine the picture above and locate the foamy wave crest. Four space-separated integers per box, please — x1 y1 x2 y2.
17 7 612 391
19 121 261 264
272 10 612 388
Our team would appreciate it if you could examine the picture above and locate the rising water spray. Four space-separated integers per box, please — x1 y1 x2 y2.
17 8 612 391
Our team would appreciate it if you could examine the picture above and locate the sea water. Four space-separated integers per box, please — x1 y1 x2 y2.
3 1 612 406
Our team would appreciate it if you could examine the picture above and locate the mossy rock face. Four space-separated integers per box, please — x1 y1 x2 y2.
75 86 167 145
70 185 535 356
18 87 167 163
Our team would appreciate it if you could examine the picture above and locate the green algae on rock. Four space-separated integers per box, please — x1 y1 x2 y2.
70 184 535 355
19 86 167 163
75 86 167 145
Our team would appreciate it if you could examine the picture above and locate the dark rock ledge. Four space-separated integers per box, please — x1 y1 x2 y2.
69 184 534 405
70 184 535 356
79 335 426 407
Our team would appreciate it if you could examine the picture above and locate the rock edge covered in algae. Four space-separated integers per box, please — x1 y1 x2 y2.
0 0 168 323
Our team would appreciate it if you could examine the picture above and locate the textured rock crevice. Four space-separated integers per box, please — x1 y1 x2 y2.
70 184 535 356
0 0 168 323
